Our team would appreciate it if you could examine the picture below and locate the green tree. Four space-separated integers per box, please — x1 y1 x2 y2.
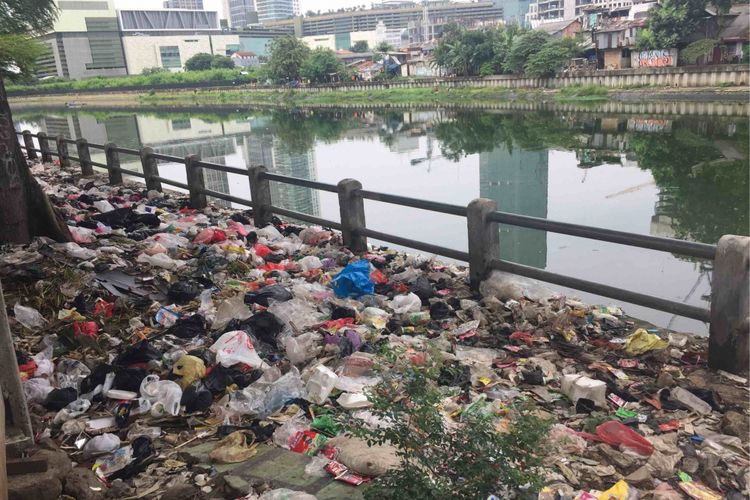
679 38 720 64
301 47 344 83
0 0 72 243
504 30 550 73
210 54 234 69
432 25 498 76
0 34 48 82
351 40 369 52
266 35 311 83
184 53 214 71
374 41 394 53
524 37 580 78
637 0 731 49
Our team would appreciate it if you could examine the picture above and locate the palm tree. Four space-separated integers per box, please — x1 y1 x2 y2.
0 0 71 243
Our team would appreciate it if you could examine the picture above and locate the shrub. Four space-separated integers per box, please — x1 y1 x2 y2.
343 345 551 500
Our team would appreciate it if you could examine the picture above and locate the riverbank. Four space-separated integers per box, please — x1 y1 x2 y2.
9 84 750 113
2 157 748 499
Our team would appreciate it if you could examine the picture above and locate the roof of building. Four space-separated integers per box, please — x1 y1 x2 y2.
535 19 580 35
595 17 645 33
719 4 750 41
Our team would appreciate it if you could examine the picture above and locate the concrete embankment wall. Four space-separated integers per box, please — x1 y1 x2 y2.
300 65 749 92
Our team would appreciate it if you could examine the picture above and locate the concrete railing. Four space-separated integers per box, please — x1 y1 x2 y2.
17 129 750 374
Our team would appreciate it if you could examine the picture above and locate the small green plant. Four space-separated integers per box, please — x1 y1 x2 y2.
343 345 551 499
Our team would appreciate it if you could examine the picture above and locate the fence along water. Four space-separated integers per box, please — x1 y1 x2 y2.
15 130 750 374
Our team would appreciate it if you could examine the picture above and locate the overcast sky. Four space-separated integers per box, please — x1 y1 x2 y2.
114 0 375 16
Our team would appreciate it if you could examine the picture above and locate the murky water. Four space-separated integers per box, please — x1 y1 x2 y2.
15 105 749 334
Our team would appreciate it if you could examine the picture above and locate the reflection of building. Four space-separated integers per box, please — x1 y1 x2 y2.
203 157 232 208
479 145 549 269
241 133 320 217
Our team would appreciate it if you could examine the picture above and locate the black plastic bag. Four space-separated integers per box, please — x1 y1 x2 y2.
411 276 434 302
170 314 206 339
167 281 201 304
43 387 78 411
115 340 161 366
247 310 284 344
244 285 292 307
181 385 213 413
430 301 453 320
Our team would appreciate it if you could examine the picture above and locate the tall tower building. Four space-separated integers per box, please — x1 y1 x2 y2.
256 0 297 24
226 0 257 27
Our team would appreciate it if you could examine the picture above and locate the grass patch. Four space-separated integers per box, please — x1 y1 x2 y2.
556 84 610 101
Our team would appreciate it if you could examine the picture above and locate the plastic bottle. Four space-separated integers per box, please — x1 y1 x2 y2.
405 311 431 325
306 365 339 404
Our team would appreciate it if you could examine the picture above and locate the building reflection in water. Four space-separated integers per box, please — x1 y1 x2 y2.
479 146 549 269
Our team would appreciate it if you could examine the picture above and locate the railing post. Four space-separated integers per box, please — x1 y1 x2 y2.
37 132 52 163
185 154 206 209
55 135 70 168
709 234 750 374
140 147 161 192
76 138 93 176
22 130 37 160
337 178 367 252
248 166 272 227
104 142 123 185
467 198 500 290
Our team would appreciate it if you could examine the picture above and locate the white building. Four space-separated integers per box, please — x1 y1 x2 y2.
527 0 634 27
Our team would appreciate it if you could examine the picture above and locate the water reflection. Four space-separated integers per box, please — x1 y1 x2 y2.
16 106 749 333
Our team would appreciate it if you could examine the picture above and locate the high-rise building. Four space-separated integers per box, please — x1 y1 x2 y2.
164 0 204 9
36 0 127 79
495 0 532 26
526 0 633 26
225 0 258 28
264 1 502 37
255 0 298 24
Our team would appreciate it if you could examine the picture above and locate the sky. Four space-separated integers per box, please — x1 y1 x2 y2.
114 0 375 16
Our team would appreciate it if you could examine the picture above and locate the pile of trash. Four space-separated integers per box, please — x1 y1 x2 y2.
1 160 748 500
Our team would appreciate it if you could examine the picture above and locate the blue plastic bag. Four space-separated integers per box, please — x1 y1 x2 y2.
330 260 375 298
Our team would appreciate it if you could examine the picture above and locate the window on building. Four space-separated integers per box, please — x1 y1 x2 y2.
160 46 181 68
171 118 192 130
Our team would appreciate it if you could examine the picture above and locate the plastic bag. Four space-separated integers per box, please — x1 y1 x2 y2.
83 433 121 458
23 378 54 403
269 298 321 333
210 330 264 368
61 242 97 260
331 260 374 298
262 367 306 416
256 224 283 241
579 420 654 456
298 255 323 271
285 332 322 365
212 294 251 331
245 285 293 307
209 431 257 463
138 375 183 417
360 307 389 329
148 233 190 249
33 346 55 378
14 303 47 330
56 359 92 390
136 252 185 270
388 293 422 314
624 329 669 355
273 413 310 449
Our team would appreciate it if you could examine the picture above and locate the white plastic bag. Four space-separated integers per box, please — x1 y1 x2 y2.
138 375 183 416
297 255 322 271
210 330 264 368
14 303 47 330
136 252 185 270
285 332 322 365
33 346 55 378
388 293 422 314
23 378 53 403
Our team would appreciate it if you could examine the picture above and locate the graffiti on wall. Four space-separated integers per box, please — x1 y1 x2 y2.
631 49 678 68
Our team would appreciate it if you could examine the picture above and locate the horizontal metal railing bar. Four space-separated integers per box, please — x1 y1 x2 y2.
112 166 145 178
87 143 106 150
111 146 140 155
359 190 468 217
68 156 81 162
488 211 716 260
152 176 189 190
195 160 250 176
16 131 38 137
357 227 470 262
150 152 184 163
269 205 343 230
200 188 253 207
262 172 339 193
47 151 60 157
489 258 710 322
90 160 108 168
63 138 77 145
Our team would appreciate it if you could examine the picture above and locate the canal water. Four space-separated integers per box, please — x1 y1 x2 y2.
15 106 749 335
